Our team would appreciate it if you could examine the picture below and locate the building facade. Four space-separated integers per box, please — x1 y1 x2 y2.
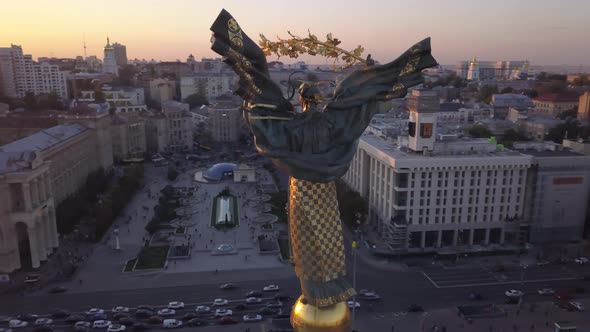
78 87 146 113
456 60 528 80
102 38 118 76
533 93 579 117
143 101 193 153
180 73 235 102
577 91 590 123
112 42 127 66
0 151 59 272
149 78 176 104
207 97 242 142
111 114 147 162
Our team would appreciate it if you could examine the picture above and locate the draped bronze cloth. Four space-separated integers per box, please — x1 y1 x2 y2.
210 9 438 307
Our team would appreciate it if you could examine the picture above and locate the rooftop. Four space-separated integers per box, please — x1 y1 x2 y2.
0 124 87 152
533 92 580 103
0 150 38 174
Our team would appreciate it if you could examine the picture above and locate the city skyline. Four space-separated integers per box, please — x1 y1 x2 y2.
1 0 589 66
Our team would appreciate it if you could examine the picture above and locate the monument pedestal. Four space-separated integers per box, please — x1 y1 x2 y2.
290 295 351 332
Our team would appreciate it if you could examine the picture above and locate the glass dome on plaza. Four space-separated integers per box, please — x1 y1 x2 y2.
203 162 238 182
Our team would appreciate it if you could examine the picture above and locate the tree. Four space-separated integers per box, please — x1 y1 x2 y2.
23 91 38 110
557 108 578 120
167 167 179 181
500 128 529 147
477 85 498 104
184 93 208 108
546 118 581 143
467 124 492 138
94 90 106 103
536 72 547 81
500 86 514 94
117 65 136 86
572 74 590 86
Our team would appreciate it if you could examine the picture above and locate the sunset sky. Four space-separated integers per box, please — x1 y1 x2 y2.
1 0 589 65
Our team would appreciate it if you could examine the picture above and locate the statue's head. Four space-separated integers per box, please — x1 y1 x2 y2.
298 82 322 113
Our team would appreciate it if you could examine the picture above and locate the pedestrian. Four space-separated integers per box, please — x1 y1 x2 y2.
79 279 82 285
390 325 394 332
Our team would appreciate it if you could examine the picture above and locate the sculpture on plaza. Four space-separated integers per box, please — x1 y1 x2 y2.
210 9 437 331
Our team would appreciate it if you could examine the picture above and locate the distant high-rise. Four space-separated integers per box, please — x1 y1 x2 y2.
112 42 127 66
0 45 68 99
102 38 119 76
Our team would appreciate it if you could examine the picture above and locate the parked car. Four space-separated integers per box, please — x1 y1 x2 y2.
34 318 53 326
162 319 182 329
243 314 262 322
181 313 197 321
107 324 126 332
16 314 38 322
74 322 91 330
219 317 238 325
92 320 112 329
50 309 70 319
535 287 554 295
258 307 279 316
274 293 292 301
134 310 153 319
359 292 381 301
246 297 262 304
220 283 236 290
8 320 28 329
347 301 360 309
186 319 206 327
157 309 175 317
263 285 280 292
266 302 283 309
568 302 585 311
407 304 424 312
86 309 105 316
167 302 184 309
194 306 210 314
144 317 162 325
131 323 150 332
214 309 233 318
112 307 129 314
246 291 263 298
112 314 130 322
234 304 247 311
118 318 135 327
136 306 156 312
505 290 523 297
212 299 228 306
66 315 86 323
574 257 589 265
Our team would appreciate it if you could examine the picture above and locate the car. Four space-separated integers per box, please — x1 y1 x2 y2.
574 257 589 265
186 319 206 327
246 297 262 304
258 307 279 316
214 309 233 318
16 314 38 322
131 323 150 332
8 320 28 328
505 290 523 297
167 302 184 309
181 313 197 321
32 326 53 332
220 283 236 290
118 318 135 327
74 322 91 329
24 275 40 283
538 288 555 295
212 299 228 306
86 308 105 316
407 304 424 312
107 324 126 332
243 314 262 322
234 304 247 311
347 301 360 309
134 310 153 319
112 314 130 322
468 292 483 301
112 307 130 314
194 306 210 314
66 315 86 323
274 293 292 301
536 260 550 266
553 292 573 301
219 316 238 325
263 285 280 292
246 290 263 298
274 311 290 319
50 309 70 318
162 319 182 329
34 318 53 326
568 301 585 311
92 320 112 329
156 309 175 317
359 292 381 301
144 317 162 325
266 302 283 309
136 306 156 312
48 286 67 294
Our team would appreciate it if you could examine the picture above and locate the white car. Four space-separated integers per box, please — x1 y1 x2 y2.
574 257 589 265
107 324 126 332
505 290 523 297
157 309 176 316
75 322 91 329
111 307 129 313
86 308 105 315
537 288 555 295
263 285 280 292
162 319 182 329
347 301 360 309
34 318 53 326
214 309 233 318
8 320 27 329
92 320 112 329
212 299 228 306
167 301 184 309
243 314 262 322
246 297 262 304
195 306 210 313
569 301 584 311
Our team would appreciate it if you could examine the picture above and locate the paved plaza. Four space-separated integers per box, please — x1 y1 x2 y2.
50 159 292 294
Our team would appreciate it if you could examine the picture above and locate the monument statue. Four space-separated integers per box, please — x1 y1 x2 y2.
210 9 437 331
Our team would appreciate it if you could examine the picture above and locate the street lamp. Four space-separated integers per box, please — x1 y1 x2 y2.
351 240 358 330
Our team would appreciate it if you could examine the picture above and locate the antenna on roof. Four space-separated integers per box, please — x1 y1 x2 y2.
83 32 87 59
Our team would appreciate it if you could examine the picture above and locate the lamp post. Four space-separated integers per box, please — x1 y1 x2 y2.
351 240 358 329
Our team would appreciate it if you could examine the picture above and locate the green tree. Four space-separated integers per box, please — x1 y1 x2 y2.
467 124 492 138
184 93 208 108
477 85 498 103
94 90 106 103
23 91 38 110
546 118 581 143
117 65 137 86
557 108 578 120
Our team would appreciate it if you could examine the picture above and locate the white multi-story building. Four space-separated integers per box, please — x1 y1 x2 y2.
78 87 146 113
0 45 68 99
143 101 193 153
180 73 235 102
102 38 118 76
343 89 534 251
149 78 176 104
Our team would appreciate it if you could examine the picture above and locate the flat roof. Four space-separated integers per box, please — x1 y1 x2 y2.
0 124 87 152
514 149 583 157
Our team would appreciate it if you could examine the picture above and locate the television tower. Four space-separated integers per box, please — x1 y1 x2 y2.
83 33 87 59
